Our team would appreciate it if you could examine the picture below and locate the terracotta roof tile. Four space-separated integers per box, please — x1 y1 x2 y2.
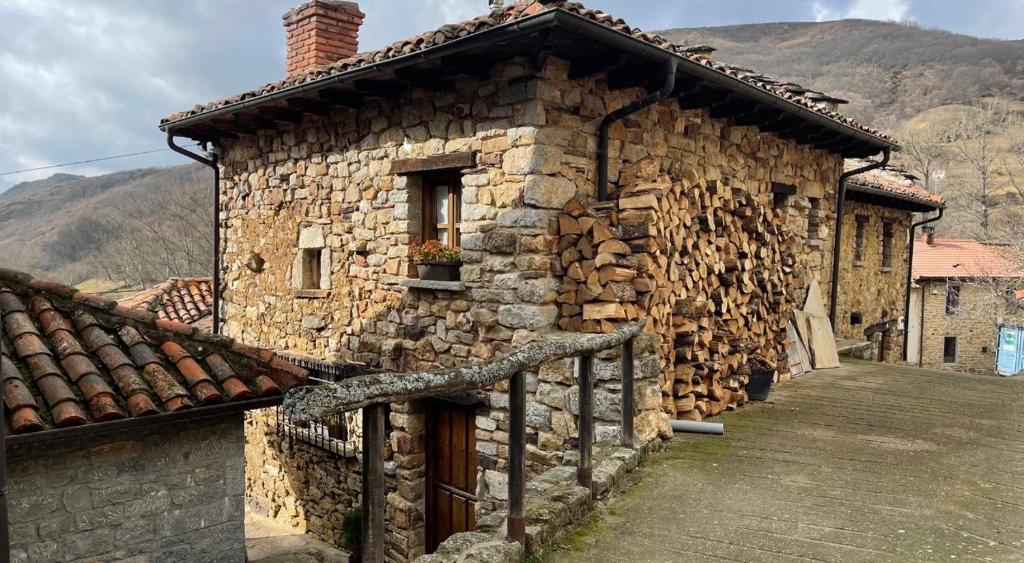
913 238 1023 280
846 161 943 206
120 279 214 330
160 1 893 145
0 269 307 436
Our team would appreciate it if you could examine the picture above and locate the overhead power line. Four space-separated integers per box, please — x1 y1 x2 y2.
0 143 202 177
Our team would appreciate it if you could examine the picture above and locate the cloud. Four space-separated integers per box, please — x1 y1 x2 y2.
813 0 911 22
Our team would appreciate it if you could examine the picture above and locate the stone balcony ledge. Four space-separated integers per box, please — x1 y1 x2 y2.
399 278 467 292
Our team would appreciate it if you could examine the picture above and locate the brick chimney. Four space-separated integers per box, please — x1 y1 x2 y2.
283 1 365 77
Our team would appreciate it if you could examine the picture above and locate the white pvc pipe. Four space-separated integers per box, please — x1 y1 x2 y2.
671 420 725 435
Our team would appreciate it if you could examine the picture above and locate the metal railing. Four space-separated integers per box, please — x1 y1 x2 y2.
276 352 380 457
283 321 645 562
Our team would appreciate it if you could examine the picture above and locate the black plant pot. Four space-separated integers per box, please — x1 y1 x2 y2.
746 368 774 401
416 262 462 282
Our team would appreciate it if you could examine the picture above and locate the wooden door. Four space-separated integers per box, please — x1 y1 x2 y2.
425 401 477 553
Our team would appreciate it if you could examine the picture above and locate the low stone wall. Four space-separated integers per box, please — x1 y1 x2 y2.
8 414 245 563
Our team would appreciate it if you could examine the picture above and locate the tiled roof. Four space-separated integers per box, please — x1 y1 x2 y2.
0 269 306 436
120 278 214 332
159 1 893 144
912 238 1022 280
846 161 943 206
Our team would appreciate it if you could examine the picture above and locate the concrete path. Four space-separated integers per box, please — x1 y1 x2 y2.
547 361 1024 562
245 510 348 562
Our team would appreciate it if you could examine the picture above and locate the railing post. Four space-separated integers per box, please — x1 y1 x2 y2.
361 404 386 563
507 370 526 546
621 337 635 449
577 354 593 490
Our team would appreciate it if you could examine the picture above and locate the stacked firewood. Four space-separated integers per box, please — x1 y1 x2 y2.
557 167 800 421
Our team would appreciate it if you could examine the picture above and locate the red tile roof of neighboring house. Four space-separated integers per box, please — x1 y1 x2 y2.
845 161 943 207
120 278 214 332
0 269 306 437
159 1 894 147
912 238 1023 280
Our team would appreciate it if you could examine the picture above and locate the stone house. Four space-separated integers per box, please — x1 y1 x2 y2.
0 268 305 562
906 237 1023 373
832 163 943 362
120 277 215 332
159 0 905 557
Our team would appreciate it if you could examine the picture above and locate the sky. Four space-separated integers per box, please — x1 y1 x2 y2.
0 0 1021 192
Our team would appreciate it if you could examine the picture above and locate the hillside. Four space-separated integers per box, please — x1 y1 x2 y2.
0 164 213 286
663 20 1024 238
661 19 1024 130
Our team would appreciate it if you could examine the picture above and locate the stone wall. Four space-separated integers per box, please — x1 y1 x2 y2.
919 281 1001 373
833 200 911 360
8 415 245 563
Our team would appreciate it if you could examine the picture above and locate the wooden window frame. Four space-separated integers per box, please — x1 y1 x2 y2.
422 173 462 249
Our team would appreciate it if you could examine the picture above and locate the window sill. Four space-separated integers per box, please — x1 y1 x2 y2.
805 239 824 248
880 267 893 273
292 289 330 299
853 260 865 268
400 278 466 292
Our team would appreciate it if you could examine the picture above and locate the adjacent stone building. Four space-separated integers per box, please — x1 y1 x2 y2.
160 0 905 558
906 237 1023 373
0 269 305 562
833 163 943 363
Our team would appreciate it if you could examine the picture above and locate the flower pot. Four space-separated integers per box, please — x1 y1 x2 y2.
416 262 461 282
746 368 774 401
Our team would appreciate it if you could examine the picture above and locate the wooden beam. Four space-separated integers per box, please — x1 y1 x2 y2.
210 118 256 136
569 53 627 80
235 113 277 130
353 79 406 99
507 371 526 546
259 107 304 124
577 353 594 490
394 66 455 91
757 116 802 133
678 87 727 110
389 151 476 175
607 63 662 91
319 88 364 108
733 109 783 127
710 100 760 120
361 404 386 563
283 321 646 420
286 97 333 118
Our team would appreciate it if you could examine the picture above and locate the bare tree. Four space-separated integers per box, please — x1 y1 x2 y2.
947 99 1018 240
899 121 950 192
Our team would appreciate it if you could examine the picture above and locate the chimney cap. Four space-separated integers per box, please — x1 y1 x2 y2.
284 0 364 22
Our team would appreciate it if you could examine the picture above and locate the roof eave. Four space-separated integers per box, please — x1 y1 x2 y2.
5 396 283 449
161 8 897 153
846 183 944 212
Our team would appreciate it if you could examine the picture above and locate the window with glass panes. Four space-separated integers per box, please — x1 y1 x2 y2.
423 175 461 248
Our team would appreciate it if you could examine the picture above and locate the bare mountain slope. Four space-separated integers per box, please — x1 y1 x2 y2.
0 164 212 284
661 19 1024 129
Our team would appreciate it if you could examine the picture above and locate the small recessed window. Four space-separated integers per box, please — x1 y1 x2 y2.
301 249 322 289
945 284 961 316
881 221 895 269
807 198 821 240
853 216 868 263
423 175 461 248
850 312 863 325
943 336 958 364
